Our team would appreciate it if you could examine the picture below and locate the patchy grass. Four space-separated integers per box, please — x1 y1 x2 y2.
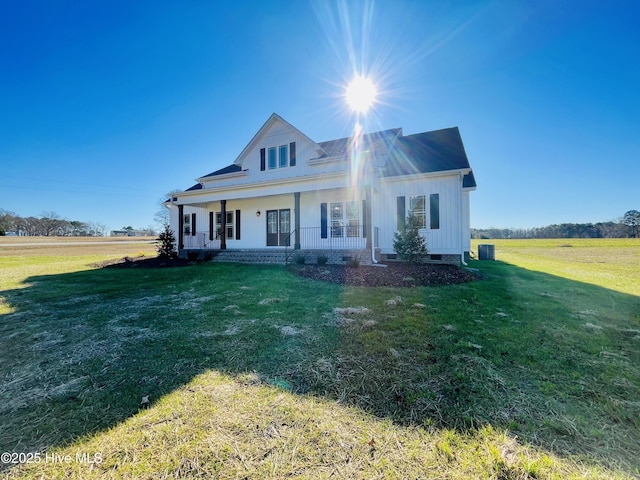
1 239 639 478
473 238 640 296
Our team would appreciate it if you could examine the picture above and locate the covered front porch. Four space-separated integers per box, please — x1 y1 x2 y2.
179 224 380 265
173 187 379 264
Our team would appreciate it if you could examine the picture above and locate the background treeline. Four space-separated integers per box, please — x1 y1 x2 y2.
0 209 154 237
0 209 109 236
472 210 639 239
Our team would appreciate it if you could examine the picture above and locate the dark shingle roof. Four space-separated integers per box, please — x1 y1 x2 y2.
184 125 476 193
200 164 242 178
317 128 401 159
383 127 473 180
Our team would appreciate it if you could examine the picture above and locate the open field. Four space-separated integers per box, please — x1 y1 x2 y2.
1 238 639 478
0 236 157 258
473 238 640 296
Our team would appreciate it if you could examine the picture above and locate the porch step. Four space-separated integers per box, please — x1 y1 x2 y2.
210 249 287 264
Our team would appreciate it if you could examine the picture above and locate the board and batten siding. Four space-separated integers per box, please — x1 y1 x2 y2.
375 175 463 255
200 123 328 190
462 190 471 253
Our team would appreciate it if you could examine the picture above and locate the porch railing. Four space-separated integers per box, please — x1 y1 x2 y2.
181 225 379 254
298 226 368 250
285 225 375 263
181 232 220 250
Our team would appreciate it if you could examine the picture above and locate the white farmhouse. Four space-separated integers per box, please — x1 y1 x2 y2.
167 113 476 264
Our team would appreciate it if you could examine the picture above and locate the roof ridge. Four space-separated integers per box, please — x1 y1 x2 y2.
318 127 402 146
401 126 459 139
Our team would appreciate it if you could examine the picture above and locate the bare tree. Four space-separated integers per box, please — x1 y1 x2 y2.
155 189 182 228
39 211 64 236
0 209 18 234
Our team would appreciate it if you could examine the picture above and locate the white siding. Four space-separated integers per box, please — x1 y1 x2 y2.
200 120 338 190
462 190 471 252
375 175 462 255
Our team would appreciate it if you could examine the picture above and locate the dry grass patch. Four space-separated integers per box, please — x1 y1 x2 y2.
4 371 619 480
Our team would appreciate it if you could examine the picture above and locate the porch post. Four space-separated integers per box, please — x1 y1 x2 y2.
178 205 184 250
294 192 301 250
365 186 372 250
220 200 227 250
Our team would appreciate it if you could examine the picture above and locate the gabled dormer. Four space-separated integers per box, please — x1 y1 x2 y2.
234 113 326 172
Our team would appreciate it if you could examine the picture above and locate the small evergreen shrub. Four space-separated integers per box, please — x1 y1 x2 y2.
294 254 306 265
317 254 329 265
157 225 177 259
187 251 200 261
203 251 214 261
393 213 428 263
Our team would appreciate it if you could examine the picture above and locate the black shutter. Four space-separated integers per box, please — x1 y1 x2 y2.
260 148 266 171
178 205 184 249
209 212 214 240
430 194 440 229
191 213 196 236
362 199 367 238
289 142 296 166
320 203 327 239
235 210 241 240
397 196 405 230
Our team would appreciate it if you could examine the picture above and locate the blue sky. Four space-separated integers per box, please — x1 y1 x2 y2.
1 0 638 231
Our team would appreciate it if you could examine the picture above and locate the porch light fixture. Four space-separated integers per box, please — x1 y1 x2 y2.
256 210 261 217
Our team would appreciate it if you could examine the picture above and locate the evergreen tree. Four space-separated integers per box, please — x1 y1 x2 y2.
393 213 428 263
157 225 177 258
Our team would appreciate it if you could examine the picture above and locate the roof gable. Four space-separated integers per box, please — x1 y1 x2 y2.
233 113 324 167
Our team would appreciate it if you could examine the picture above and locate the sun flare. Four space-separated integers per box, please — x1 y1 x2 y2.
345 75 377 114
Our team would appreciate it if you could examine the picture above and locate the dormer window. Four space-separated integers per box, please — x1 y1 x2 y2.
269 145 288 169
268 147 276 169
279 145 288 168
260 142 296 171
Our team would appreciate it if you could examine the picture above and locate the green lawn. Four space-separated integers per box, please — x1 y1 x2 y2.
1 239 638 478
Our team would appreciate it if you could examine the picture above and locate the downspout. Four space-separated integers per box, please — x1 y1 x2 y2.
366 184 378 264
370 220 378 264
460 173 468 266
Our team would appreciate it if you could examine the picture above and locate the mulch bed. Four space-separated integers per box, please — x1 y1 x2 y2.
92 256 479 287
287 262 479 287
90 256 193 269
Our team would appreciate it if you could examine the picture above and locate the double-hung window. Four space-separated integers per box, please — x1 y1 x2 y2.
215 211 234 239
330 202 344 237
346 201 360 237
183 214 191 235
410 195 426 229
